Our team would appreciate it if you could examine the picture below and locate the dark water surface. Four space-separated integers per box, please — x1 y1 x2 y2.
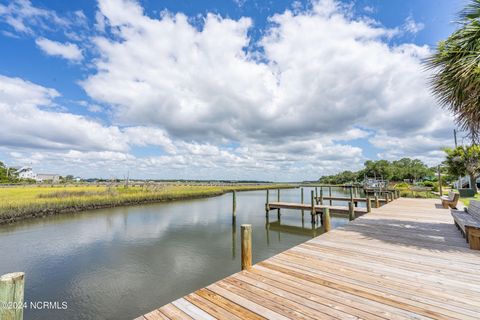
0 187 361 320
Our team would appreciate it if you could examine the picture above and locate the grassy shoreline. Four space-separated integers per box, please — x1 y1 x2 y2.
0 184 295 225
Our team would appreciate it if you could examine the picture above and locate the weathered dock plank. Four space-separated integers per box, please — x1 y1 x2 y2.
137 198 480 319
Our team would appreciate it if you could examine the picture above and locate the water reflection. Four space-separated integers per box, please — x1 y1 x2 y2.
0 188 353 320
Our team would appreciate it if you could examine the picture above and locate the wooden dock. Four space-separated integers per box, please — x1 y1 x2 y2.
316 196 388 203
137 198 480 319
267 202 367 215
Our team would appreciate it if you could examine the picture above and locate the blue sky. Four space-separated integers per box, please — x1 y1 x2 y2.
0 0 467 180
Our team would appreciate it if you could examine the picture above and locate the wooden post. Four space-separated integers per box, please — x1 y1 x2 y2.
311 190 316 223
366 196 371 213
323 207 331 232
348 201 355 221
375 195 379 208
265 190 270 216
315 187 319 204
277 189 280 218
232 190 236 219
350 187 354 204
385 192 389 203
329 186 332 205
241 225 252 270
301 188 304 220
319 188 324 204
438 165 443 196
0 272 25 320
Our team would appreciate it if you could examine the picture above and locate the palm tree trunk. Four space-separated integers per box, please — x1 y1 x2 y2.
469 174 478 193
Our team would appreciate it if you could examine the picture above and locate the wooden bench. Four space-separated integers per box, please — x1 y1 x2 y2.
441 191 459 209
451 200 480 250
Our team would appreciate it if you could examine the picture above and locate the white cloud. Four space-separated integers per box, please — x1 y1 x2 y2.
0 0 454 179
364 6 376 14
0 0 68 35
83 0 451 154
403 15 425 34
0 75 127 152
35 38 83 61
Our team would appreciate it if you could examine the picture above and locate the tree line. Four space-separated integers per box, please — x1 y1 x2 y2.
318 158 434 184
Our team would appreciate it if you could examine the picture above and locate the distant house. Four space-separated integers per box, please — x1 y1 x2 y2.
454 176 480 189
15 167 60 183
16 167 37 180
36 174 60 183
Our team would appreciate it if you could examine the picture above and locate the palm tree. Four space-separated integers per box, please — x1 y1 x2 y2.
426 0 480 143
444 145 480 193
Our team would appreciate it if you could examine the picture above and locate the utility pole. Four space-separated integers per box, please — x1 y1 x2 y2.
438 165 443 196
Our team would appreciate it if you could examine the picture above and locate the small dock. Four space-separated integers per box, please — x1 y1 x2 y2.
267 202 367 215
137 198 480 319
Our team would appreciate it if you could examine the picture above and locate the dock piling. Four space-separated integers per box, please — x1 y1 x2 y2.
329 186 332 205
323 207 331 232
241 225 252 270
265 190 270 216
366 196 371 213
0 272 25 320
277 189 280 218
232 190 237 220
311 190 316 223
319 188 324 205
374 195 380 208
301 188 304 220
348 201 355 221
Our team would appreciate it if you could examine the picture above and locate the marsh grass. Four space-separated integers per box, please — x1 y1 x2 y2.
0 184 291 223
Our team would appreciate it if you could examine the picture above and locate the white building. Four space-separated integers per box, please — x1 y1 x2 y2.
16 167 37 180
15 167 60 183
36 174 60 183
454 176 480 189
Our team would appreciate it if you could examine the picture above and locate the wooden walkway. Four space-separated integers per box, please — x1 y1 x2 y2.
137 198 480 320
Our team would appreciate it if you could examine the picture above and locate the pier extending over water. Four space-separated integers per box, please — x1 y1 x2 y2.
137 197 480 320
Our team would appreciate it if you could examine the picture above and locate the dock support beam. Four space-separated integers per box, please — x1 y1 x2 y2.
348 201 355 221
0 272 25 320
311 190 316 224
319 188 324 205
277 189 280 219
375 195 380 208
265 190 269 216
323 207 331 232
232 191 236 220
241 225 252 270
329 187 332 205
301 188 304 220
366 196 371 213
315 187 319 204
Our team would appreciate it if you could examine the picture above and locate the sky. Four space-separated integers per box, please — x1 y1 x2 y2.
0 0 469 181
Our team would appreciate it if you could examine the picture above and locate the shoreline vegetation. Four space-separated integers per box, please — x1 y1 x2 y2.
0 184 294 225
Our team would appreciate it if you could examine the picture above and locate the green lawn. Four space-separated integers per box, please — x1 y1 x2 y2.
460 193 480 207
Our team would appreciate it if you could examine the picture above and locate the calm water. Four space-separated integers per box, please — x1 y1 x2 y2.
0 187 362 320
